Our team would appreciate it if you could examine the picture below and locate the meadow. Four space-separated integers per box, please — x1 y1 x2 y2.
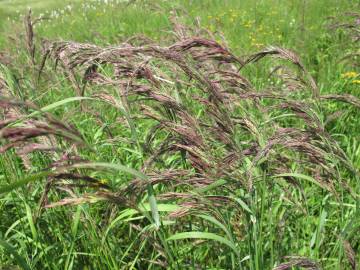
0 0 359 269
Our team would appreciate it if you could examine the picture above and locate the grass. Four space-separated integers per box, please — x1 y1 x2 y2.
0 0 359 269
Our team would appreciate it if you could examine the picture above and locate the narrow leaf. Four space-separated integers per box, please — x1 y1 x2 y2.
167 231 239 255
0 238 31 270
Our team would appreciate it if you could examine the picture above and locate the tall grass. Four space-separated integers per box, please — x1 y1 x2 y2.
0 1 359 269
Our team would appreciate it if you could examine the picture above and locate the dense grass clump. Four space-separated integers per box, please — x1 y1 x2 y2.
0 1 359 269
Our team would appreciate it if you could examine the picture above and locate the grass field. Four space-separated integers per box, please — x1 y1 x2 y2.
0 0 359 269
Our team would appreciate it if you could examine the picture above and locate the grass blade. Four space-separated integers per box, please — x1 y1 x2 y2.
147 184 160 229
167 231 239 256
0 238 31 270
273 173 326 190
71 162 147 181
24 203 37 241
0 171 52 195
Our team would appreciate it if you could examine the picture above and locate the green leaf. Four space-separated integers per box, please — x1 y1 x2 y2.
71 205 82 238
316 208 327 249
196 214 232 240
27 96 94 118
0 161 148 196
167 231 239 256
230 196 253 215
71 162 147 181
102 208 138 245
101 204 179 245
139 204 180 212
194 179 227 193
147 184 160 229
0 238 31 270
0 171 52 195
273 173 326 190
25 203 37 241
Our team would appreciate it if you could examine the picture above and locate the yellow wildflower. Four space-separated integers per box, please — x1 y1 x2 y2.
99 179 108 185
341 71 358 79
352 79 360 84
